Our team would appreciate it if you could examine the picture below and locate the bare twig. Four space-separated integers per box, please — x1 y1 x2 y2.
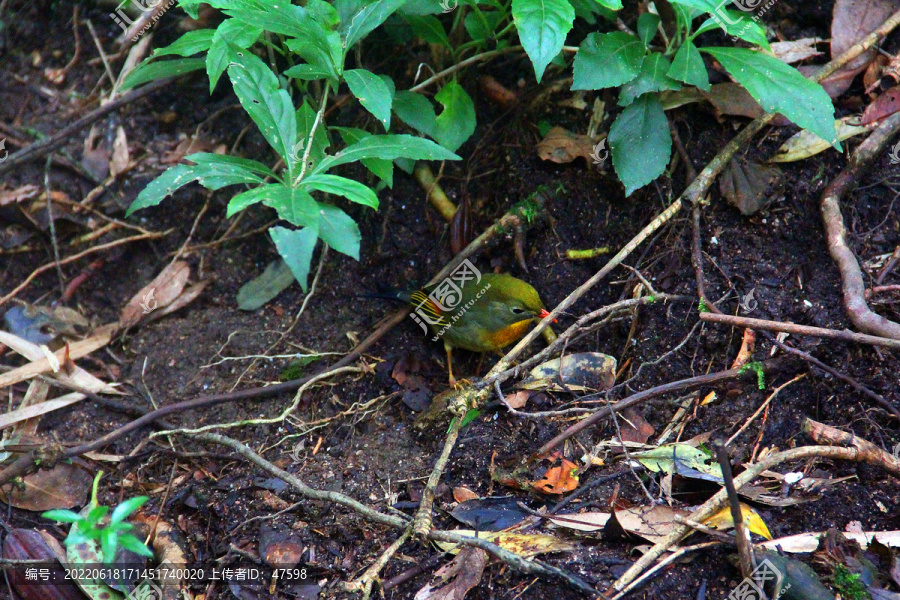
700 312 900 349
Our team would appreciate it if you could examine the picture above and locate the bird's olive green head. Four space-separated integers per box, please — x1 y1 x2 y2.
475 274 546 326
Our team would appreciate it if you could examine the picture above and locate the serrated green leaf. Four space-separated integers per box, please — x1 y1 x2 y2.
284 64 332 80
302 174 379 208
405 14 451 47
696 10 769 49
207 19 262 92
271 226 319 292
120 57 206 91
334 127 394 187
228 50 298 178
126 158 267 216
702 47 838 148
317 203 361 259
572 32 644 90
338 0 408 47
152 29 215 57
263 186 320 227
618 52 681 106
314 134 460 174
344 69 393 130
668 40 709 90
433 81 476 152
637 12 660 45
512 0 575 82
609 94 671 196
393 90 437 137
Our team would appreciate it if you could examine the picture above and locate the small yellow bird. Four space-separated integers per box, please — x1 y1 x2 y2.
372 273 551 384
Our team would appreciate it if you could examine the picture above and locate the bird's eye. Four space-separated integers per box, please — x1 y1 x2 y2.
510 307 526 315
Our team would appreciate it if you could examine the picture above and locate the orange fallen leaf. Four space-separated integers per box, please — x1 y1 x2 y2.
531 458 579 494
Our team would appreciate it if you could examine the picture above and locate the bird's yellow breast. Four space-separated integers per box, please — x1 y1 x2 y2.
481 319 533 350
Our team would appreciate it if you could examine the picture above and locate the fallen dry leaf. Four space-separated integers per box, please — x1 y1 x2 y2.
415 547 487 600
109 125 131 178
609 505 688 544
703 503 773 539
453 487 479 503
862 87 900 125
770 38 824 64
120 261 191 328
536 127 595 164
770 118 870 162
548 511 611 532
531 458 579 494
619 407 655 444
830 0 900 93
0 462 92 511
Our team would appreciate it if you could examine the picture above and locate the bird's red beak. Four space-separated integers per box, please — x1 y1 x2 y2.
539 309 557 323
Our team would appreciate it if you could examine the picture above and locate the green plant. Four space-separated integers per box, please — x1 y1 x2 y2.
42 472 153 564
739 360 766 389
831 564 870 600
123 0 467 290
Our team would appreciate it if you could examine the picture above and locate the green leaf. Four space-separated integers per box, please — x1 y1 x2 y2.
296 100 331 173
42 509 82 523
110 496 148 525
120 57 206 91
334 127 394 187
338 0 408 47
618 52 681 106
229 3 342 80
702 47 838 148
667 0 718 14
512 0 575 82
271 226 319 292
393 90 438 137
673 3 704 33
696 11 769 49
100 529 117 564
317 203 361 259
284 64 332 80
87 505 109 524
315 134 460 174
668 40 709 90
608 94 671 196
405 14 451 47
207 19 262 92
637 12 660 45
237 259 296 310
572 32 644 90
126 158 268 216
228 50 298 178
344 69 393 130
117 534 155 558
152 29 215 57
594 0 622 9
464 10 504 42
632 443 724 480
433 81 476 152
263 186 320 227
302 174 379 209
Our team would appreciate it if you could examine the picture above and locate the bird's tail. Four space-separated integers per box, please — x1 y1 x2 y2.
358 285 414 304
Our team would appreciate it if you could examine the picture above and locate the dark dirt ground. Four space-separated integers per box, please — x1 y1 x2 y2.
1 1 900 599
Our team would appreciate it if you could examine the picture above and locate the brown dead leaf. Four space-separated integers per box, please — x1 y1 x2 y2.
548 511 611 532
162 134 225 164
619 408 655 444
109 126 131 178
701 83 765 120
259 526 305 568
864 54 890 93
609 505 688 544
81 124 110 181
120 261 191 328
719 158 784 216
831 0 900 88
392 353 433 412
770 38 824 64
0 184 41 207
414 547 487 600
452 487 479 503
531 458 579 494
0 462 92 511
862 87 900 125
537 127 595 164
479 75 518 109
504 391 530 409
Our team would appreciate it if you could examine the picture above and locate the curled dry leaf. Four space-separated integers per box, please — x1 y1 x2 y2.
770 38 824 64
531 458 579 494
518 352 617 392
770 117 871 162
548 512 611 532
701 83 765 120
862 87 900 125
536 127 595 164
719 157 784 216
606 505 688 544
120 261 191 328
109 126 130 178
415 547 488 600
828 0 900 96
452 487 479 503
